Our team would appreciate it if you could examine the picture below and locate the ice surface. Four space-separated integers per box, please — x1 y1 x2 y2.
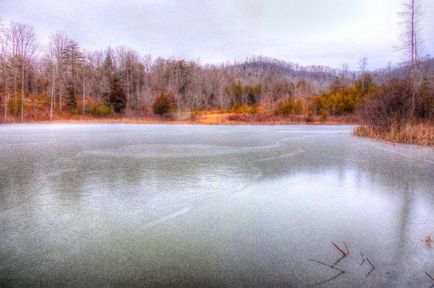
0 124 433 287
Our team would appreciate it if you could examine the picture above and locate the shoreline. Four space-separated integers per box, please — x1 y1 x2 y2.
354 124 434 147
0 119 356 126
0 113 356 126
2 118 432 147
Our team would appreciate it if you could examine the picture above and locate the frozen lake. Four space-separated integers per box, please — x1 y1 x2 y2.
0 124 433 287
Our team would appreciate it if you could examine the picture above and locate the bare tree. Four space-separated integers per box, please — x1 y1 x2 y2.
359 57 368 94
8 23 37 122
61 39 85 110
401 0 423 118
47 41 57 120
0 25 9 120
49 32 69 111
81 60 89 115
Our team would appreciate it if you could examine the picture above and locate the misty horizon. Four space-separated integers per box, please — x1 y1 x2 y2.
1 0 433 70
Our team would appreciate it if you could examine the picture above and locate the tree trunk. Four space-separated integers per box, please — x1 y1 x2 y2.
59 85 62 111
409 0 417 121
4 80 9 120
13 63 17 114
82 79 86 114
50 67 55 120
21 64 25 122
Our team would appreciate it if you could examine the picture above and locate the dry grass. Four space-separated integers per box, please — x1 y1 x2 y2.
2 110 357 126
193 111 356 125
354 122 434 146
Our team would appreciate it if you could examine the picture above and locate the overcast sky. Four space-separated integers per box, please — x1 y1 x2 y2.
1 0 433 69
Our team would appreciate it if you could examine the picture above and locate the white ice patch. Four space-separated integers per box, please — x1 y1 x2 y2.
142 207 191 230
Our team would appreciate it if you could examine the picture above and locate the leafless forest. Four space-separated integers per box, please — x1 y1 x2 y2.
0 22 354 118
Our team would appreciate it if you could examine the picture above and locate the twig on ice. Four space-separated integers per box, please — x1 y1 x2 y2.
365 257 375 277
331 255 346 268
331 241 349 256
308 259 346 273
308 271 345 287
343 241 349 255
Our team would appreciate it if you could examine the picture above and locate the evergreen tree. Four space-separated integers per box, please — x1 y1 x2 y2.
246 84 262 106
65 85 77 110
108 78 127 113
153 92 175 116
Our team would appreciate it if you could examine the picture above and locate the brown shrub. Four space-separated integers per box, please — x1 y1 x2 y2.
153 92 176 116
357 79 412 132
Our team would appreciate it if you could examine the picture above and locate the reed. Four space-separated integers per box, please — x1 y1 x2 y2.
354 122 434 146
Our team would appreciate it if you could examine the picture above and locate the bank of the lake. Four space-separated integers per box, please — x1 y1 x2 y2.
0 111 356 126
3 115 433 146
354 123 434 146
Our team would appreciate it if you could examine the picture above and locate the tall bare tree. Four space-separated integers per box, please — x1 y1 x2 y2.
61 39 84 110
8 23 37 122
359 57 368 94
401 0 423 119
0 25 9 120
48 32 69 111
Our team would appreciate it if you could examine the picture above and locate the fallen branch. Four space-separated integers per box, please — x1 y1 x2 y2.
360 252 365 266
331 255 346 269
331 241 349 256
343 241 349 255
308 259 346 273
426 271 434 282
366 258 375 270
309 271 345 287
365 257 375 277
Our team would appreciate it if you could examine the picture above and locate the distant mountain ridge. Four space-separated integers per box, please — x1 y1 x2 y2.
224 56 341 82
222 56 434 87
372 58 434 83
